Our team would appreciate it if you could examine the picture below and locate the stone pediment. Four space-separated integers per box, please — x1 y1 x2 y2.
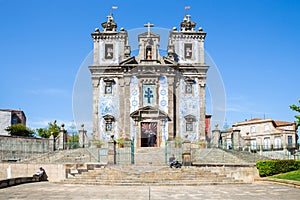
130 106 170 122
102 114 115 122
138 32 160 38
120 56 138 65
184 114 196 122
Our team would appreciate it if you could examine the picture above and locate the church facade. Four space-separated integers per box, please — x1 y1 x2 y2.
89 14 209 148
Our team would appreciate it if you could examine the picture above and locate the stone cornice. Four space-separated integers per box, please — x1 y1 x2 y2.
91 31 128 40
170 31 206 40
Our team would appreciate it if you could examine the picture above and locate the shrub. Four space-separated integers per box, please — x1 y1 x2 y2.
256 160 300 177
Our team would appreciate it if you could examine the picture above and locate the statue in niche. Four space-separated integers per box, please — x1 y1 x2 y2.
146 47 152 60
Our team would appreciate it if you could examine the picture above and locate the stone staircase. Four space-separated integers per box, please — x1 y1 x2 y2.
64 165 243 186
223 149 271 163
192 148 245 164
134 147 166 166
21 148 99 163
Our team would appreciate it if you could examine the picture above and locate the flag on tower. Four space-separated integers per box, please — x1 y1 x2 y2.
112 6 118 9
184 6 191 10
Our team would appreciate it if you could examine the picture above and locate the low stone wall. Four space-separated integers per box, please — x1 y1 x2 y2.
0 177 36 189
0 163 65 182
192 163 260 183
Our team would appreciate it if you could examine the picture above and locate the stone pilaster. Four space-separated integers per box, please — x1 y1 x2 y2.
57 124 67 150
232 129 241 150
182 140 191 166
123 77 131 139
199 38 205 65
92 78 100 140
93 37 99 65
198 77 206 141
118 78 125 138
78 124 87 148
167 76 175 140
107 136 116 165
211 125 221 147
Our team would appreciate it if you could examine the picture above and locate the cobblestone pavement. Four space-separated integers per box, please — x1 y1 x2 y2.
0 182 299 200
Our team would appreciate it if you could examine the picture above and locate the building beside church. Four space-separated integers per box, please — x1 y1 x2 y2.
89 13 209 148
221 118 298 152
0 109 26 136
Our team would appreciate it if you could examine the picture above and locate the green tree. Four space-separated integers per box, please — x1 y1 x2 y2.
67 134 79 148
36 120 60 138
290 99 300 128
5 124 34 137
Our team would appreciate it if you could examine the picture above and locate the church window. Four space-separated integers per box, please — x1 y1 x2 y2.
105 122 112 132
184 115 196 132
250 126 256 133
186 122 193 132
103 79 114 95
184 43 192 59
105 44 114 59
105 85 112 94
185 84 193 94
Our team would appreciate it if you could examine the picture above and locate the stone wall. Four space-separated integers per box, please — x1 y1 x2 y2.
0 135 53 161
0 163 65 182
193 164 260 183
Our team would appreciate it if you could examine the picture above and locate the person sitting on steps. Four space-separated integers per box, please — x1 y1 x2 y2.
33 166 48 181
169 154 182 168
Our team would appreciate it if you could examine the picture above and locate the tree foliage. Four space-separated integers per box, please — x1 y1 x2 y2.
290 99 300 128
36 120 60 138
5 124 34 137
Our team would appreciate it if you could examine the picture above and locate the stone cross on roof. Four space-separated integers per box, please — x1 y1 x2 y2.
144 22 154 37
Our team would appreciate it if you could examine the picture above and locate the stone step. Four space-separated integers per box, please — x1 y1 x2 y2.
134 147 166 166
64 165 241 186
63 178 242 186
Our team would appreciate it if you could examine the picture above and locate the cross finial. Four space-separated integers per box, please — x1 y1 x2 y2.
144 22 154 37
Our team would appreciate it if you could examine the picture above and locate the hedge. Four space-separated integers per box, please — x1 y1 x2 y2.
256 160 300 177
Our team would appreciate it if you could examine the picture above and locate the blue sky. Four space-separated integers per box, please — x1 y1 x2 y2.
0 0 299 132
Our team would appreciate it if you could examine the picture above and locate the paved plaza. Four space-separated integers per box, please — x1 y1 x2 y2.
0 182 299 200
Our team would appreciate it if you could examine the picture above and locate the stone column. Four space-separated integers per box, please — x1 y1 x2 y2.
123 77 131 139
78 124 87 148
107 136 116 165
198 77 206 141
49 133 55 151
92 78 100 140
232 129 241 150
182 140 191 166
167 76 175 140
211 124 221 147
58 124 67 150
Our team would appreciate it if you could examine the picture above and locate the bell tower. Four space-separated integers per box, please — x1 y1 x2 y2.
168 15 206 64
136 23 161 63
91 13 130 66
